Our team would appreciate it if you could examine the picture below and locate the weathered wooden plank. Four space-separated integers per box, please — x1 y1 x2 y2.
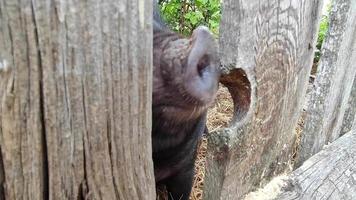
244 129 356 200
0 0 155 199
203 0 323 199
297 0 356 166
0 1 46 199
340 74 356 135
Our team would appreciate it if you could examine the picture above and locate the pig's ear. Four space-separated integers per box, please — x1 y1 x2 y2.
184 26 219 104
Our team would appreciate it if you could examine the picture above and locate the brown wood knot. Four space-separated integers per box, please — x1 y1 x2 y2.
220 68 251 124
308 43 312 50
214 144 229 165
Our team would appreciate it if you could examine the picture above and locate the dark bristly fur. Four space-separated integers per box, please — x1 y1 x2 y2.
152 1 220 199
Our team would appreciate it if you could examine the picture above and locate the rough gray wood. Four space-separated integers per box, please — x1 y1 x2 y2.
0 1 155 199
244 129 356 200
203 0 323 199
297 0 356 166
340 74 356 135
279 129 356 200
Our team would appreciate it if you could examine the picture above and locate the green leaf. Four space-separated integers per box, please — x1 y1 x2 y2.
159 0 221 36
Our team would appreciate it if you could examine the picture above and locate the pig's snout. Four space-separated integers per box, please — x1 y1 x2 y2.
184 26 220 105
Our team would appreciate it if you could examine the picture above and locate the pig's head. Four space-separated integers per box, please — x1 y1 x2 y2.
153 26 220 122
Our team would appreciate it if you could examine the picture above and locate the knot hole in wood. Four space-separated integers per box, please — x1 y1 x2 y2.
220 68 251 125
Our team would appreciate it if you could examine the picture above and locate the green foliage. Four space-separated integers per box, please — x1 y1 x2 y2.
159 0 331 65
159 0 221 36
314 2 332 63
314 15 329 62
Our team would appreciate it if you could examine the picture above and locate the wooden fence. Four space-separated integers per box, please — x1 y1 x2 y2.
0 0 355 200
0 1 155 199
204 0 356 199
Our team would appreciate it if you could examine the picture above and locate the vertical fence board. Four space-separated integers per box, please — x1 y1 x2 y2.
341 74 356 135
0 1 46 199
0 1 155 199
204 0 323 199
297 0 356 166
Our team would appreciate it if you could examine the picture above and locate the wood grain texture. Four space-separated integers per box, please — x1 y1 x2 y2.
275 129 356 200
203 0 323 199
297 0 356 166
244 129 356 200
340 73 356 135
0 1 45 199
0 1 155 199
